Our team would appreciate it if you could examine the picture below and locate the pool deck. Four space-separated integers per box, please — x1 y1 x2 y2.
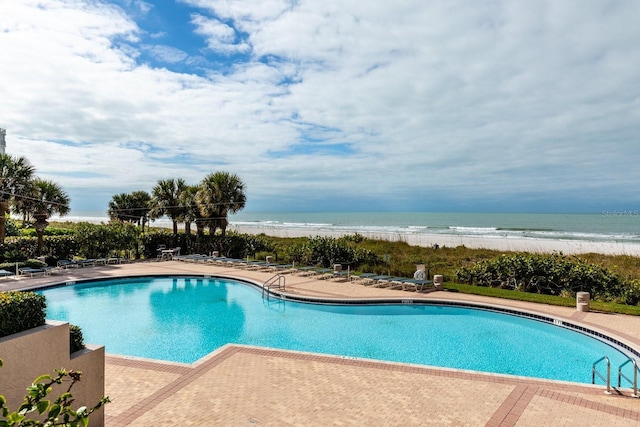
4 260 640 426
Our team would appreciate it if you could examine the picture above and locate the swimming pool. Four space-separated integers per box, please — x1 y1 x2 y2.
40 276 633 384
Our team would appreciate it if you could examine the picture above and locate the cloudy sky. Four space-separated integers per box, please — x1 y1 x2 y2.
1 0 639 214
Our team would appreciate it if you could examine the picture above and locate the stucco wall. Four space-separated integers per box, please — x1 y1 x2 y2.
0 320 105 427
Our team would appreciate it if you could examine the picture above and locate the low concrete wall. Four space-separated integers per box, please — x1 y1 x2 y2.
0 321 105 427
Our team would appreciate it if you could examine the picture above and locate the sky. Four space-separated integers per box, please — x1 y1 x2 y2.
1 0 639 215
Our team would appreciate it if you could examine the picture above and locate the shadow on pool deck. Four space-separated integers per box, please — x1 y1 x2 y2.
5 260 640 426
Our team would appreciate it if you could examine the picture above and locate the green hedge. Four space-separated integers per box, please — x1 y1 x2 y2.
455 252 637 304
69 324 85 353
0 292 46 337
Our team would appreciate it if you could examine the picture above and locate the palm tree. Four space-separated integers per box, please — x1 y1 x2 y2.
178 185 201 236
0 154 35 243
149 178 186 235
130 190 152 232
29 179 70 254
109 191 152 232
196 171 246 236
11 178 36 223
108 193 136 223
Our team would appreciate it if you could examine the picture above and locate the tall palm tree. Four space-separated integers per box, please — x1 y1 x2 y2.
108 193 136 223
178 185 201 236
0 154 35 243
109 191 152 232
149 178 186 235
130 190 152 232
11 178 36 223
29 179 70 254
196 171 246 237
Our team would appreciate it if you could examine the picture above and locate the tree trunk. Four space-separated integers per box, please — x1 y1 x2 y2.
34 214 49 255
196 222 205 237
172 220 178 235
220 217 228 237
185 221 192 235
0 200 8 244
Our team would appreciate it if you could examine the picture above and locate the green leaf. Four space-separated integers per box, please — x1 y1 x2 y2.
48 403 61 419
6 412 25 423
33 374 52 384
36 399 50 414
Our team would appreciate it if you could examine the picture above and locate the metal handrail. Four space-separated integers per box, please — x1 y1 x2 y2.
592 356 611 394
618 358 640 398
262 274 285 298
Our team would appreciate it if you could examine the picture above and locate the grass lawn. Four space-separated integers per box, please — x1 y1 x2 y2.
443 282 640 316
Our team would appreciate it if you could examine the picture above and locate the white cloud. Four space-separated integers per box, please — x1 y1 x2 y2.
190 13 250 54
1 0 639 213
142 44 189 63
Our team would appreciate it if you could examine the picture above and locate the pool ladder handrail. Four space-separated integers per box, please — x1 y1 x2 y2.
592 356 612 394
262 274 286 299
618 358 640 398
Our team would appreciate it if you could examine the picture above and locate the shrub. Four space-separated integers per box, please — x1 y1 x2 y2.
286 235 378 268
455 252 627 303
0 292 46 337
69 325 85 353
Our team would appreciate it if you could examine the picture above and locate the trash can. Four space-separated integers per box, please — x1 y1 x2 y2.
433 275 443 290
576 292 590 312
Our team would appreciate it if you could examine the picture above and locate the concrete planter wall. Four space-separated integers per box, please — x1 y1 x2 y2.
0 320 105 427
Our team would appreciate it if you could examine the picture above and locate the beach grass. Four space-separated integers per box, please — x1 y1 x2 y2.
260 234 640 282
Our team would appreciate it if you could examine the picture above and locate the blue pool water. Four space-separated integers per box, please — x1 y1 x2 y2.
40 276 632 384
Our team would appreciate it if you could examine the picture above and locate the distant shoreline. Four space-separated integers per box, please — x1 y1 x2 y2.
229 225 640 256
50 214 640 257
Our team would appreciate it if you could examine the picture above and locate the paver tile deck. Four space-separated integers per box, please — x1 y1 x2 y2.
5 260 640 426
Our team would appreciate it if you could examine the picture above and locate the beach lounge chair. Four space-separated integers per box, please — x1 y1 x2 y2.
57 259 78 269
0 269 13 279
314 268 334 279
293 266 318 276
350 273 377 284
269 264 295 274
18 267 47 277
401 279 434 292
76 259 96 268
373 277 409 289
363 275 393 286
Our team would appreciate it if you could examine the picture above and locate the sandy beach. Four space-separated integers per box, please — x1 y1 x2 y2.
230 225 640 256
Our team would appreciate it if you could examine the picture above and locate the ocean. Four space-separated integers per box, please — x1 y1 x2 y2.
58 211 640 245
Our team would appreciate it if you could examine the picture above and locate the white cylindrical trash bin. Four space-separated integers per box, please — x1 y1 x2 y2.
433 275 444 290
576 292 590 312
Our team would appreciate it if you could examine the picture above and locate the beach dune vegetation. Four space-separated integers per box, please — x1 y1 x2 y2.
455 252 639 305
285 235 378 268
